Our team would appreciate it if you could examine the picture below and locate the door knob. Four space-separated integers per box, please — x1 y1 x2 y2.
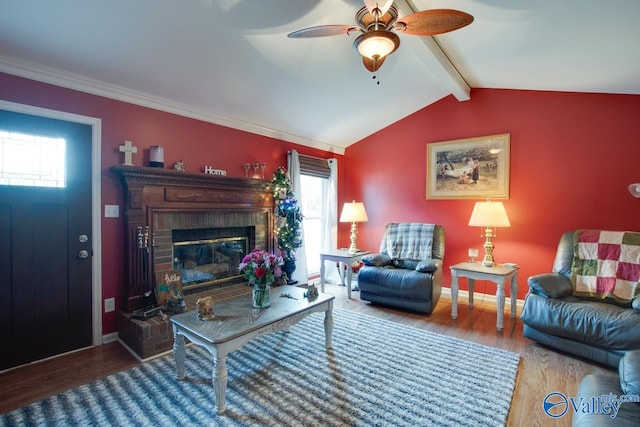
78 250 90 259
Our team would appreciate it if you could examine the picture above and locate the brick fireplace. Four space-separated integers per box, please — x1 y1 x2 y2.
112 166 273 359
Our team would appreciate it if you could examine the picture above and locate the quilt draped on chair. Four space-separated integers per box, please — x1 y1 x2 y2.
570 229 640 303
380 223 436 261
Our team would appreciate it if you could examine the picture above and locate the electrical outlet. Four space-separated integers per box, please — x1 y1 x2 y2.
104 297 115 313
104 205 119 218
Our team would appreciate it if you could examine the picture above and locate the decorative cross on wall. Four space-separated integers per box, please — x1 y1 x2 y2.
119 140 138 166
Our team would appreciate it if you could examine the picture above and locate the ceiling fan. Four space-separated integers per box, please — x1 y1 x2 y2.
288 0 473 73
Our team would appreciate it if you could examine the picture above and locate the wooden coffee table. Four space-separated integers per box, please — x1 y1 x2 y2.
170 285 334 414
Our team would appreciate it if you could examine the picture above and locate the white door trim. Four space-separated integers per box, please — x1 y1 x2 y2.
0 99 103 346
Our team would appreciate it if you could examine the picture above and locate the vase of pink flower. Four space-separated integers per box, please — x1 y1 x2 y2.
239 248 284 308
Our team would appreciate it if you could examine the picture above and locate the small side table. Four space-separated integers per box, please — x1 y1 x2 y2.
450 262 519 331
319 249 370 299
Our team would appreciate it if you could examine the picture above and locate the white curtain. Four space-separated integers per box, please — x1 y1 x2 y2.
287 150 309 284
322 158 340 283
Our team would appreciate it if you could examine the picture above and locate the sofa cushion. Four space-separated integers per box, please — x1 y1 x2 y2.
362 253 392 267
358 267 434 301
416 259 440 273
528 273 573 298
393 259 419 270
619 351 640 396
520 294 640 350
574 374 640 427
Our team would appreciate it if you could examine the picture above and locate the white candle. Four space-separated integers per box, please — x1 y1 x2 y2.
150 146 164 167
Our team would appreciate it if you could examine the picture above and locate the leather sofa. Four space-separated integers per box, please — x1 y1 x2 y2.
358 223 444 314
520 231 640 368
572 351 640 426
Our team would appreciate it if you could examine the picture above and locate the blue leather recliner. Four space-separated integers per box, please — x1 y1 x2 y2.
358 223 445 314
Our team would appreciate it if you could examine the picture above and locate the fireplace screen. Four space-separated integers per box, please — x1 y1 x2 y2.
172 237 248 288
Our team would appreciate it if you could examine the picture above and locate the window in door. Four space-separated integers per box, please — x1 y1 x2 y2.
0 129 66 187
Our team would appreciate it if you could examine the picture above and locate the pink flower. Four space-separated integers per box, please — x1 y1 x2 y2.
238 248 284 285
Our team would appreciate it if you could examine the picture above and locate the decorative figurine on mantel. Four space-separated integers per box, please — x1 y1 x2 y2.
196 296 215 320
174 160 186 171
118 140 138 166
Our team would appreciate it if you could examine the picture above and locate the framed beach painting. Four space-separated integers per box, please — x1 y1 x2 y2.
426 133 510 200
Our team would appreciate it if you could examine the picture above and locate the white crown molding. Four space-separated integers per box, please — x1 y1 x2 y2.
0 54 345 155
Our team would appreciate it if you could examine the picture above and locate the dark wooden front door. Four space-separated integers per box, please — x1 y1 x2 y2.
0 109 93 371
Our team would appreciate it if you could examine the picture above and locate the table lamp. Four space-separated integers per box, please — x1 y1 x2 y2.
468 200 511 267
340 201 368 254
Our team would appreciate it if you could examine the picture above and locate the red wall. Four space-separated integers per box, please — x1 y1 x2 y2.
4 71 640 331
0 72 339 335
342 89 640 299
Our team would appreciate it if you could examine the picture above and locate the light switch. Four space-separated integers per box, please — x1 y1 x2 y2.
104 298 115 313
104 205 119 218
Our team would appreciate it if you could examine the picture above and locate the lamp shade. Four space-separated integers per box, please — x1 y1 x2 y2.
629 183 640 198
340 201 369 223
468 201 511 227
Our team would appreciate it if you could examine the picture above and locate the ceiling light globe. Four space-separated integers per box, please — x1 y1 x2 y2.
354 30 400 60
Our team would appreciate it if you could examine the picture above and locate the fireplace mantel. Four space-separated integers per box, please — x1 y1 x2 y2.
113 165 273 311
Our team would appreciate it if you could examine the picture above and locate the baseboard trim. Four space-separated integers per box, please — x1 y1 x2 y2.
102 332 119 344
441 287 525 311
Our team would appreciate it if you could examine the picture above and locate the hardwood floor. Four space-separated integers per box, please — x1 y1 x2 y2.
0 282 616 426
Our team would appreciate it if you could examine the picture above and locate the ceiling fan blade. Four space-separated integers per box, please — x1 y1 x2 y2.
396 9 473 36
287 25 361 38
363 0 394 17
362 55 386 72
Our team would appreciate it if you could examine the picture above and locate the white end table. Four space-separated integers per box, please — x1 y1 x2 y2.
450 262 519 331
319 249 370 299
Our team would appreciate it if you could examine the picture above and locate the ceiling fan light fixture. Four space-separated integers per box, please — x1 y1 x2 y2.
354 30 399 60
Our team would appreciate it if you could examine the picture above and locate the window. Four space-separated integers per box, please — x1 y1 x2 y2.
297 154 333 277
0 129 66 187
299 174 325 276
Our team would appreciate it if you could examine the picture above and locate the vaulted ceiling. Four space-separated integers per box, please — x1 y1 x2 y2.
1 0 639 154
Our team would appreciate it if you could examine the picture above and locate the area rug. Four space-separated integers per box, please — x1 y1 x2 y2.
0 309 520 426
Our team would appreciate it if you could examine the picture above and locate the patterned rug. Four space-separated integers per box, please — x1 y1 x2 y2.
0 309 520 426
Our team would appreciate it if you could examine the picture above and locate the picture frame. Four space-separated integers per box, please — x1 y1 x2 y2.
155 269 184 306
426 133 510 200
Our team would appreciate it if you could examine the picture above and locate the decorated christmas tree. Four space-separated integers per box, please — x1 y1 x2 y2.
272 167 303 265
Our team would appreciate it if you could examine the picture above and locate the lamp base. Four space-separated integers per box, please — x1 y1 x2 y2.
481 227 496 267
348 222 359 254
482 258 495 268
